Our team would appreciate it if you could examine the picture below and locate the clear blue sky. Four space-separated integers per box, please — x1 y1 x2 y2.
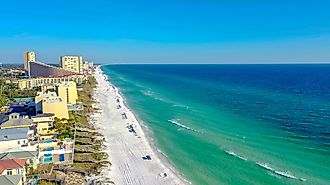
0 0 330 64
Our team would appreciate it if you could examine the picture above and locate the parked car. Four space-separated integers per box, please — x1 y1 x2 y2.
142 155 152 160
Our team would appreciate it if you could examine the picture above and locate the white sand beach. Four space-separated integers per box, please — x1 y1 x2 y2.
91 66 189 185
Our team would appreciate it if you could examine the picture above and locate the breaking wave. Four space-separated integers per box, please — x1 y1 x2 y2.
225 150 247 161
167 119 202 134
223 149 306 182
256 162 306 181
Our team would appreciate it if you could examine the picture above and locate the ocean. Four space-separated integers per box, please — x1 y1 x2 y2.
101 64 330 185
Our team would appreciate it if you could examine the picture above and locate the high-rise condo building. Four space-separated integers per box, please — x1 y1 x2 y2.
23 51 77 78
24 51 36 71
60 56 83 74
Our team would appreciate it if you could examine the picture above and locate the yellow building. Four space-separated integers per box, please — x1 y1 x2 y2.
42 97 69 119
31 113 56 141
17 75 84 90
40 84 56 93
35 91 57 113
24 51 36 71
31 113 55 133
36 81 78 105
35 92 69 119
60 56 83 74
56 81 78 104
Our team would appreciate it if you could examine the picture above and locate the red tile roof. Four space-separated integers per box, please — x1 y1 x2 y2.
0 159 26 174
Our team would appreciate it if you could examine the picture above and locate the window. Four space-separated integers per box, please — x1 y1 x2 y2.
18 141 20 145
7 170 12 175
16 169 20 174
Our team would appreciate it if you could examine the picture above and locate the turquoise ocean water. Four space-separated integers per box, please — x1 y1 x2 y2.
102 64 330 185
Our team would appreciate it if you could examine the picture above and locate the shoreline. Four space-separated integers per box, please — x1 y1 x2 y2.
92 66 190 185
114 81 190 184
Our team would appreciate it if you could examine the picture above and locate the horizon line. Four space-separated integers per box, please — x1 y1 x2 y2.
2 62 330 65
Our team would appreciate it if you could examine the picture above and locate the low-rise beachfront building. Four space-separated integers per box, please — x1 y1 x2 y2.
17 75 84 90
6 103 36 118
31 113 54 133
0 128 36 153
35 92 69 119
0 151 38 170
0 113 33 129
37 130 58 141
38 138 74 164
31 113 57 141
0 159 26 183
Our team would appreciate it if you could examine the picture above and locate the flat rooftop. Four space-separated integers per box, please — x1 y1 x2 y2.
0 127 29 141
0 118 32 128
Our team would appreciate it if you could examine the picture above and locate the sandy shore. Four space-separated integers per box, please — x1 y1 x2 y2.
91 66 189 185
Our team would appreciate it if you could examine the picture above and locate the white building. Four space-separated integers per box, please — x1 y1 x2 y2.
0 128 36 152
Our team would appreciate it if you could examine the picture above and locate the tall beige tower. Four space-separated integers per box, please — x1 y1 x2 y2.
24 51 36 71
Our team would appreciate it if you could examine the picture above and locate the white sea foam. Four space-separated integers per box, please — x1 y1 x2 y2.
140 90 165 101
274 170 297 179
256 162 306 181
167 119 202 134
225 150 247 161
141 89 154 96
256 162 274 171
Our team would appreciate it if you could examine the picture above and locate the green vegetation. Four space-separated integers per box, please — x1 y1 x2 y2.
82 76 97 89
0 79 36 107
69 111 88 127
71 76 110 174
0 94 9 108
74 152 108 162
75 143 101 151
72 161 109 175
77 76 97 116
72 162 95 172
53 118 75 139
